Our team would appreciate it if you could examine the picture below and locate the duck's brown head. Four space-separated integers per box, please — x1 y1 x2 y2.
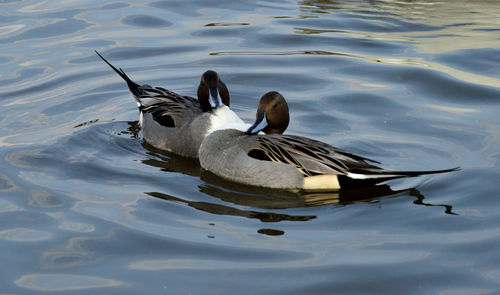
197 70 230 112
246 91 289 135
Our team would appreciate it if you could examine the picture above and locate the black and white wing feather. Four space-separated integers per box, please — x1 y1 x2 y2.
248 134 458 183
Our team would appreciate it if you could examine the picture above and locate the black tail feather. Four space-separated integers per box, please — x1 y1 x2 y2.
95 50 142 99
367 167 461 177
340 167 460 188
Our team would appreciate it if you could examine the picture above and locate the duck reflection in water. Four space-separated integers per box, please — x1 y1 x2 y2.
124 121 457 222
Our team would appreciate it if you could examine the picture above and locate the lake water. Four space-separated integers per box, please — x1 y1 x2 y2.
1 0 499 294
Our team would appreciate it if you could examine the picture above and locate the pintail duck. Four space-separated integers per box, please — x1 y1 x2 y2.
199 91 459 191
96 51 246 157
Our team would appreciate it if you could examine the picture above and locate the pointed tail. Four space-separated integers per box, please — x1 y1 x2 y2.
346 166 460 181
95 50 142 104
340 167 460 187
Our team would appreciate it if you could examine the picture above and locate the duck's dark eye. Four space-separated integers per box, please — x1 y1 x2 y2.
273 103 278 108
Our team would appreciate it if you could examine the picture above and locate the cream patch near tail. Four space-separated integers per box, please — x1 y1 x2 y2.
302 175 340 191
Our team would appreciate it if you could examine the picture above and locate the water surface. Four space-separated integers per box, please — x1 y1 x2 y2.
1 0 499 294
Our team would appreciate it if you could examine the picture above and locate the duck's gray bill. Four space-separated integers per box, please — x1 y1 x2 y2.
209 87 222 108
246 112 267 135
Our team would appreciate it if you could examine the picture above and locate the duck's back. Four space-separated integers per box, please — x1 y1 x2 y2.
141 96 207 157
199 129 305 189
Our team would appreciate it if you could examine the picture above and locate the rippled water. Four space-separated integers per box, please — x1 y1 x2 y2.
1 0 499 293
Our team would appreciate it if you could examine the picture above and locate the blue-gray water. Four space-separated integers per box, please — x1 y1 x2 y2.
1 0 499 294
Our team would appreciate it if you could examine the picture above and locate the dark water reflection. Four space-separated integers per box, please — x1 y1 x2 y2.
1 0 499 293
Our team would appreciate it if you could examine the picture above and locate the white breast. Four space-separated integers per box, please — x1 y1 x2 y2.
205 106 249 136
